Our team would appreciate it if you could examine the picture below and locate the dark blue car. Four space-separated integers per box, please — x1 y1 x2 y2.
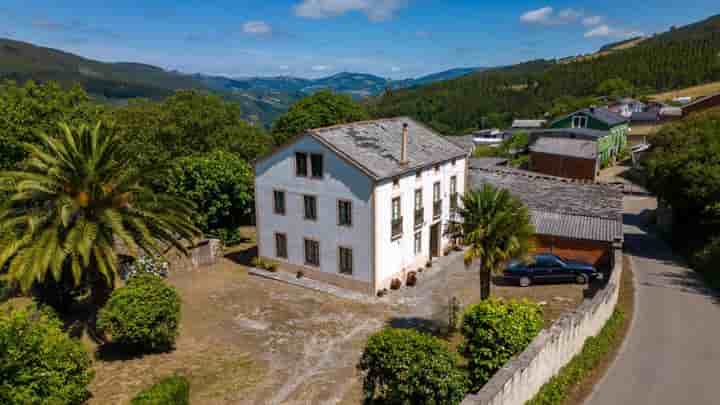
504 254 602 287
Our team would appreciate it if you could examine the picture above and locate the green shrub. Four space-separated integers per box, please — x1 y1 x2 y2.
691 237 720 289
0 277 12 303
358 328 468 405
0 306 94 404
132 375 190 405
461 299 543 391
251 257 279 272
98 274 181 353
527 310 625 405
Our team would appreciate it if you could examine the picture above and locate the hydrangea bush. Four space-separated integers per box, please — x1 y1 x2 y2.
121 255 170 281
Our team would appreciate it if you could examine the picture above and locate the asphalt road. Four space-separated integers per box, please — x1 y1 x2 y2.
585 197 720 405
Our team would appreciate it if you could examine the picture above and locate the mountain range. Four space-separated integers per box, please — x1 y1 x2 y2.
0 37 484 126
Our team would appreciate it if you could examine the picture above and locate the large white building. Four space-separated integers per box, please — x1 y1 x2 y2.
254 117 468 295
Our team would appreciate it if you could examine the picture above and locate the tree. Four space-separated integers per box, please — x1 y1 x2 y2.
595 78 635 98
0 80 103 169
271 90 370 145
450 185 534 300
112 90 271 168
0 122 199 316
163 150 254 244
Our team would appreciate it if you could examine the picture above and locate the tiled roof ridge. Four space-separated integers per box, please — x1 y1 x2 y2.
531 208 623 221
309 116 411 134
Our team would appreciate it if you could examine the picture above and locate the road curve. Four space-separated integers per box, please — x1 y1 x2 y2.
585 197 720 405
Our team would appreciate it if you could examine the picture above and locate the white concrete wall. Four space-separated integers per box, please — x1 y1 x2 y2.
255 135 374 286
462 249 623 405
374 158 467 290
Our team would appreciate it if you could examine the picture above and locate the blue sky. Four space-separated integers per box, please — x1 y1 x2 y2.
0 1 716 79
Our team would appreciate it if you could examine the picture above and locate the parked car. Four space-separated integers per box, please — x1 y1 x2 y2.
504 254 602 287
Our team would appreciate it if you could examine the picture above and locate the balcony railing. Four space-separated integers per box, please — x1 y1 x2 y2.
414 208 424 229
433 200 442 219
391 217 403 239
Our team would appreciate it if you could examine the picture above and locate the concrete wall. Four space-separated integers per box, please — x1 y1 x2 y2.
373 157 466 290
255 135 374 291
462 248 623 405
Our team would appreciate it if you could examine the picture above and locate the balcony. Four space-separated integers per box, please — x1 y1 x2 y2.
433 200 442 219
414 208 424 229
391 217 403 239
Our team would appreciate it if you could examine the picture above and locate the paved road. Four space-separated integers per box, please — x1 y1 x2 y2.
586 197 720 405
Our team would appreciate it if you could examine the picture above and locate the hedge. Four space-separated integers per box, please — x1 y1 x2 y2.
131 375 190 405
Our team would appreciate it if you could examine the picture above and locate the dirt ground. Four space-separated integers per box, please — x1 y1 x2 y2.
85 228 590 404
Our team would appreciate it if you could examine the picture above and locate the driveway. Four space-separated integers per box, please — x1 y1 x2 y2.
586 196 720 405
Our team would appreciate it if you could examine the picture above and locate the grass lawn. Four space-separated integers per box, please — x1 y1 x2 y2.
650 81 720 101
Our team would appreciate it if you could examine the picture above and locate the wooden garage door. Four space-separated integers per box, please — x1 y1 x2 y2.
532 235 611 268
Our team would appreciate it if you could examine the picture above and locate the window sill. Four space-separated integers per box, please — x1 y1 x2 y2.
391 234 403 241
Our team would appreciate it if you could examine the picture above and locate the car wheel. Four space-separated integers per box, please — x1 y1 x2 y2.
576 274 588 284
519 276 531 287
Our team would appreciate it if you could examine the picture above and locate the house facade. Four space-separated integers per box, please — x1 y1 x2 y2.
254 118 467 295
551 107 629 166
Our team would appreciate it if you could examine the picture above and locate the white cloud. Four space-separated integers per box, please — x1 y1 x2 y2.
391 66 401 72
582 15 604 27
294 0 407 22
520 7 553 24
584 24 643 39
242 21 272 35
311 65 331 71
520 7 584 25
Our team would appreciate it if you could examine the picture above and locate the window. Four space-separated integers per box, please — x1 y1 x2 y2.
296 152 308 177
304 239 320 267
338 247 353 275
414 189 423 228
338 200 352 226
273 190 286 215
416 170 422 180
450 176 458 212
433 182 442 219
572 116 588 128
310 153 324 178
414 232 422 255
393 178 400 188
275 233 287 259
452 159 457 166
303 195 317 220
391 197 402 238
434 164 440 173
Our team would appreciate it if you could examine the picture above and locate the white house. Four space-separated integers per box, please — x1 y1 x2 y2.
254 117 468 295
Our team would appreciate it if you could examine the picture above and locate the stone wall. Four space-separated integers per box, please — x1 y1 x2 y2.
461 248 623 405
166 239 223 271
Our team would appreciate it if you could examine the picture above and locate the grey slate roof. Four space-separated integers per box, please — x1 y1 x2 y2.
630 110 660 123
529 137 598 160
512 119 547 129
469 157 509 168
530 128 610 140
309 117 467 180
468 163 623 242
448 135 476 152
554 107 629 127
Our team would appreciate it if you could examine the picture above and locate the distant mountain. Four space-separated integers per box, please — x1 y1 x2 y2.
0 36 486 126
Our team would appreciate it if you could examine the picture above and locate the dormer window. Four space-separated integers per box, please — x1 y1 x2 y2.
572 116 588 128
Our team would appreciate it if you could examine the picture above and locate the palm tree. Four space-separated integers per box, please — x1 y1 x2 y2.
450 184 535 300
0 122 200 312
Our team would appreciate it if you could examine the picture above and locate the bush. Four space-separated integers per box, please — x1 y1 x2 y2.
527 310 625 405
132 375 190 405
406 272 418 287
461 299 543 391
251 257 279 272
0 306 94 404
358 328 468 405
691 237 720 288
390 278 402 290
98 274 181 353
0 277 12 303
121 255 170 281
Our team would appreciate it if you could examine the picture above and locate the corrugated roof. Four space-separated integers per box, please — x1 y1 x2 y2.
530 137 598 159
309 117 467 180
468 163 623 242
530 128 610 140
531 211 623 243
512 119 547 128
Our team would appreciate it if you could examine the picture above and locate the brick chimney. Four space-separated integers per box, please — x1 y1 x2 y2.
401 123 409 165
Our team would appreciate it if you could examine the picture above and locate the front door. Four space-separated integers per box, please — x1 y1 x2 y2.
430 224 440 258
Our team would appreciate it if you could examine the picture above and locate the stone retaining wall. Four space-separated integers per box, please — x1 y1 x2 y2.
166 239 223 271
462 249 623 405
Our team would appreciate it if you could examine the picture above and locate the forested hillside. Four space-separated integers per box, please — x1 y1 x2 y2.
370 14 720 135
